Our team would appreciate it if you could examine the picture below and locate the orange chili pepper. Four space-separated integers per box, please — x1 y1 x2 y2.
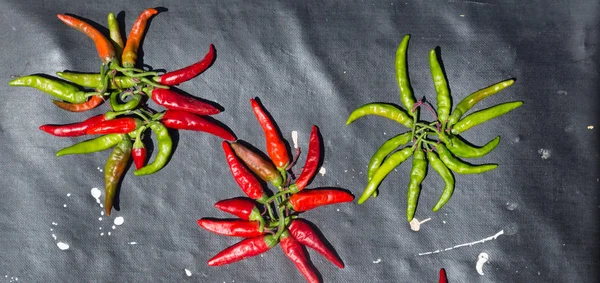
56 14 116 64
250 98 290 169
52 95 103 112
121 8 159 67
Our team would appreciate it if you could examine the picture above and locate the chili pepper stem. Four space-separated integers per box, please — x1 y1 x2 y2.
285 147 302 171
265 188 296 203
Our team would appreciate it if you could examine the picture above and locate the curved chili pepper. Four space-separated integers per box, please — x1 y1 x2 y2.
159 44 216 86
207 234 278 266
450 101 523 135
289 188 354 212
40 114 106 137
107 12 124 59
56 134 123 156
9 75 87 104
289 126 321 192
150 88 220 115
222 142 267 201
358 147 413 204
131 136 147 170
289 219 344 269
121 8 158 67
229 142 283 188
435 143 497 174
197 219 264 238
214 198 265 225
367 131 411 181
280 230 320 283
52 95 104 112
110 92 142 112
427 149 455 212
406 148 427 222
346 103 413 129
104 136 131 216
134 122 173 176
439 268 448 283
447 79 515 127
86 117 142 135
56 72 136 89
429 49 451 124
56 14 116 64
250 98 289 169
162 110 236 141
396 34 416 116
444 135 500 159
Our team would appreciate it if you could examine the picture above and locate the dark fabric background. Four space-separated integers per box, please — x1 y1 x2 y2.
0 0 598 282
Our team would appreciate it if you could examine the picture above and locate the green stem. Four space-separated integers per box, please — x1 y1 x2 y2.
140 77 169 89
265 203 275 220
273 205 286 239
265 187 295 203
132 110 151 123
415 122 439 133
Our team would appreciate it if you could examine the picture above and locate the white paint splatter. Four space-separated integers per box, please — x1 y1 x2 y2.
100 232 104 236
97 167 103 172
336 209 340 212
101 211 105 216
114 217 125 226
505 202 518 211
556 90 568 95
319 167 326 176
63 204 67 208
67 193 71 197
538 148 551 159
91 188 101 200
291 131 299 149
588 125 594 130
442 221 446 224
409 218 431 232
108 232 111 236
476 252 489 275
185 269 192 276
112 225 116 229
417 230 504 256
99 217 103 221
460 14 465 17
52 234 57 240
373 258 381 263
128 242 137 245
52 222 58 226
99 227 102 230
56 242 69 250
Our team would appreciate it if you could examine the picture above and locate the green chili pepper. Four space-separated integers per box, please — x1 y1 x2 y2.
451 101 523 135
444 135 500 159
447 79 515 127
9 75 87 103
346 103 413 129
107 12 124 60
56 134 124 156
110 91 142 111
396 34 416 116
358 147 413 204
406 147 427 222
134 122 173 176
427 149 455 212
367 132 412 181
428 49 451 124
56 72 136 89
104 136 131 216
435 143 497 174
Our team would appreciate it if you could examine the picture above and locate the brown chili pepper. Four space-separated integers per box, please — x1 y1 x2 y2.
222 142 268 202
104 136 132 215
230 141 283 188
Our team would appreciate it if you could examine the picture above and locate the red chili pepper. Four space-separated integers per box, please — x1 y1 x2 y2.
150 88 220 115
229 141 283 187
121 8 158 67
280 230 320 283
56 14 116 64
289 219 344 269
131 138 147 170
159 44 216 86
439 268 447 283
39 114 106 137
161 110 235 141
250 98 289 169
207 234 278 266
222 142 268 202
214 198 264 223
52 95 103 112
197 219 264 238
290 125 321 192
86 117 142 135
289 189 354 212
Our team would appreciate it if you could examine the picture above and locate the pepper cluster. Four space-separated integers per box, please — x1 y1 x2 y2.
347 35 522 222
8 9 235 215
198 98 353 283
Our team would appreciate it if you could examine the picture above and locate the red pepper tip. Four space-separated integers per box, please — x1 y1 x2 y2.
147 8 159 15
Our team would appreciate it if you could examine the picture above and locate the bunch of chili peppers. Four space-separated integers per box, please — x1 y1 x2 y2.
8 9 235 215
197 98 353 283
347 34 522 222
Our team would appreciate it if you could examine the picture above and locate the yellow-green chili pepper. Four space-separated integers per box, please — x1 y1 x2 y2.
435 143 497 174
358 147 413 204
427 149 455 212
451 101 523 135
406 147 427 222
56 134 124 156
9 75 87 104
134 122 172 176
346 103 413 129
395 34 416 117
447 79 515 127
428 49 451 124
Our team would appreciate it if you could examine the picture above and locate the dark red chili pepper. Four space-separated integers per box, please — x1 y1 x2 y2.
86 117 142 135
289 189 354 212
229 141 283 188
207 234 278 266
161 110 235 141
197 219 264 238
250 98 289 169
439 268 447 283
280 230 320 283
290 125 321 192
52 95 103 112
121 8 159 67
289 219 344 269
214 198 264 223
222 142 268 202
39 114 106 137
150 88 220 115
131 138 147 170
159 44 216 86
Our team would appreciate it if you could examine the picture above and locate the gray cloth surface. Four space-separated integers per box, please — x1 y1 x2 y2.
0 0 598 282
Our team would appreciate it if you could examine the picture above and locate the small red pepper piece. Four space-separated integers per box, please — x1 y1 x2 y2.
159 44 216 86
280 230 320 283
56 14 116 64
52 95 103 112
197 219 264 238
131 138 147 170
290 125 321 192
150 88 220 115
207 234 278 266
229 141 283 188
439 268 448 283
250 98 289 169
39 114 106 137
214 198 265 224
289 189 354 212
121 8 159 67
161 110 235 141
289 219 344 269
86 117 142 135
222 142 268 202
